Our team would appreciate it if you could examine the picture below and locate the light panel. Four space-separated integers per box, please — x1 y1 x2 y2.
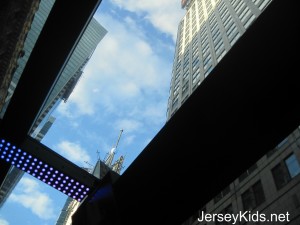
0 138 90 202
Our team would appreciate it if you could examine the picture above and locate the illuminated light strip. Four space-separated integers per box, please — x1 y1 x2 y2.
0 139 90 202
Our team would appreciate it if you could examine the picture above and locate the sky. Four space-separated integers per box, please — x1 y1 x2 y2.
0 1 185 225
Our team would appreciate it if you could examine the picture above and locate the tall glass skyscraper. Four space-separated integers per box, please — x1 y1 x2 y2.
31 17 107 132
167 0 272 119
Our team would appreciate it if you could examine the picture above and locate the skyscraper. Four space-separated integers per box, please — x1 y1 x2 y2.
167 0 272 119
168 1 300 224
30 17 107 133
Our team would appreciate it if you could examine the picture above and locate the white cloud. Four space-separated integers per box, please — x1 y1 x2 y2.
110 0 185 42
9 178 55 220
55 140 91 165
114 119 143 133
57 12 172 128
0 218 9 225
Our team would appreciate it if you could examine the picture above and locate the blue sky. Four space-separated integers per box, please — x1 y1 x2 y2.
0 1 184 225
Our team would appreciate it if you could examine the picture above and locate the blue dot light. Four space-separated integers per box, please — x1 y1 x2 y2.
0 138 91 202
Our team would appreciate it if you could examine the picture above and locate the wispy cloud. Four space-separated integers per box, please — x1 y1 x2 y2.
9 178 55 220
109 0 184 42
55 140 91 165
54 1 182 167
57 12 173 128
0 218 9 225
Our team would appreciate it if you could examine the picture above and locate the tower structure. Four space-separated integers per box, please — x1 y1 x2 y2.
55 131 125 225
167 0 272 119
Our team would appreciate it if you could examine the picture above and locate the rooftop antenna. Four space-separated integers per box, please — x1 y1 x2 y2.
96 149 100 161
104 129 123 167
114 129 123 154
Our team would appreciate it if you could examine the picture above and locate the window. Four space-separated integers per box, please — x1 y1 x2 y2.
285 154 300 178
272 153 300 189
242 180 265 211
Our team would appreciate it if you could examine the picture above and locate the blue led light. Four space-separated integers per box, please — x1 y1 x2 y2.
0 138 91 202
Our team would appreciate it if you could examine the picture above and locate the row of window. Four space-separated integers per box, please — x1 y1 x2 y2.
186 153 300 225
214 153 300 210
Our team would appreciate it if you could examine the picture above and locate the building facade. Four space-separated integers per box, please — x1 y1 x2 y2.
0 0 56 118
0 0 41 110
182 127 300 225
167 0 272 119
169 1 300 224
30 17 107 133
